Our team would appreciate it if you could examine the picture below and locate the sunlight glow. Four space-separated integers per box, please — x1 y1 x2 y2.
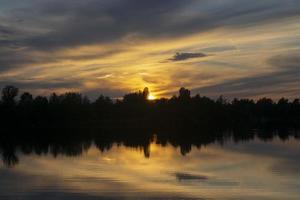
148 94 156 100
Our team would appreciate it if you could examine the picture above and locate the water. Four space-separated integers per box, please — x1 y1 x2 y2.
0 136 300 200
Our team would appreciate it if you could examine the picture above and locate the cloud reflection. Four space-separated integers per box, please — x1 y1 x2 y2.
0 138 300 199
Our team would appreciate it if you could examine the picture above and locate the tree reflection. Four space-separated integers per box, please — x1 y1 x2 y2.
0 126 298 167
0 85 300 166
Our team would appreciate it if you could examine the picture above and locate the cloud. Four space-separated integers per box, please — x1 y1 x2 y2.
268 54 300 68
0 25 15 35
0 0 300 97
1 0 300 52
0 79 82 92
192 55 300 99
200 45 237 53
142 75 161 84
168 52 208 62
0 1 299 61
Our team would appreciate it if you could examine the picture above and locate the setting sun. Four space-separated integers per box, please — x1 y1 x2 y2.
0 1 299 200
148 94 156 100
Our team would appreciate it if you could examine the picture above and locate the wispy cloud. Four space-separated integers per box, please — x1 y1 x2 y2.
192 55 300 99
168 52 208 62
0 0 299 98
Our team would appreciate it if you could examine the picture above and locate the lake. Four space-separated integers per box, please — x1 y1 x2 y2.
0 135 300 200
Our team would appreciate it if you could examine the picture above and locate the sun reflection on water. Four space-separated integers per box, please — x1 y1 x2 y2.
0 138 300 200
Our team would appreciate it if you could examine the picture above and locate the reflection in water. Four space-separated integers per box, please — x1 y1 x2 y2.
0 130 300 199
175 172 208 181
0 128 299 167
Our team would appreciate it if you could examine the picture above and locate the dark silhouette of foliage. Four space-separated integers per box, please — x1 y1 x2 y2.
19 92 34 106
0 85 300 166
179 87 191 100
0 85 299 129
1 85 18 106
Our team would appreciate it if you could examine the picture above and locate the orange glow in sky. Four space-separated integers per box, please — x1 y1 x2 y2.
0 1 300 99
148 94 156 100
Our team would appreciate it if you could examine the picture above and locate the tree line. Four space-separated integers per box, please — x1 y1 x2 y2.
1 85 299 166
0 85 300 130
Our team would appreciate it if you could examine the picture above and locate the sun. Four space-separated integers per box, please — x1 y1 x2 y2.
148 94 156 100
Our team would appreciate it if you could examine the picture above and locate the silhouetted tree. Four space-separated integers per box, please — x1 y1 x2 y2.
49 93 60 105
123 88 149 104
178 87 191 100
1 85 18 106
93 94 113 120
19 92 33 106
143 87 150 99
61 92 83 105
82 96 90 105
216 95 227 105
0 85 299 135
0 85 299 167
95 95 113 106
34 96 48 106
256 98 275 124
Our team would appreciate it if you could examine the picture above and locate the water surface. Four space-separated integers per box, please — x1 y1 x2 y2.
0 136 300 200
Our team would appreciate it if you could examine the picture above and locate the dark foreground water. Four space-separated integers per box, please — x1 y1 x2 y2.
0 136 300 200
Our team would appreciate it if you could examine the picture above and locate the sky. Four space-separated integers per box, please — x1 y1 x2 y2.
0 0 300 99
